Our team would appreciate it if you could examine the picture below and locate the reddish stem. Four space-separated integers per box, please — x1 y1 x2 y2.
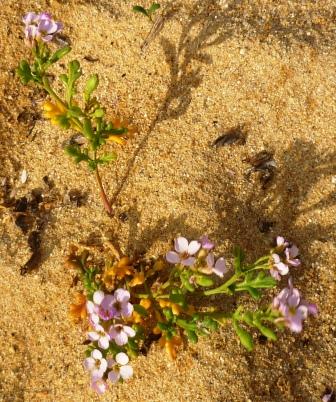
95 167 113 216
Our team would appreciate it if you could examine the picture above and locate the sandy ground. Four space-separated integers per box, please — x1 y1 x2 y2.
0 0 335 401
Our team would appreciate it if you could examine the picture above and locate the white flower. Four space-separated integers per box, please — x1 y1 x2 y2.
88 324 110 350
84 349 108 380
107 353 133 383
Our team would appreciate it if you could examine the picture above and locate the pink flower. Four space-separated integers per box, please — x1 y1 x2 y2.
285 245 301 267
84 349 108 380
166 237 201 266
22 12 63 46
99 289 133 320
86 290 105 325
91 379 108 395
107 353 133 384
270 253 289 281
199 235 215 250
88 324 110 350
205 253 227 277
273 278 317 333
109 324 136 346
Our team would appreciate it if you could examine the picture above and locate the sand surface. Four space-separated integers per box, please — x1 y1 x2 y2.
0 0 335 401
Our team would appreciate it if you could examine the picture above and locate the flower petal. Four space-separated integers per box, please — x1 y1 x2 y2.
88 332 100 341
181 257 196 267
115 352 129 365
115 288 130 303
91 349 102 360
206 253 214 268
121 303 133 318
83 357 95 371
99 336 110 350
93 290 105 305
166 251 180 264
188 240 201 255
175 237 188 253
123 326 136 338
108 370 120 384
120 365 133 380
114 331 128 346
91 379 108 395
213 257 226 277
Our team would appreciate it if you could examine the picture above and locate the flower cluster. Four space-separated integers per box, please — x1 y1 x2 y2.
23 12 62 46
84 289 135 394
66 233 317 394
273 278 318 333
270 236 301 281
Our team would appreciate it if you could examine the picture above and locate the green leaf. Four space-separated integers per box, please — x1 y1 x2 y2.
195 274 214 287
65 145 89 164
148 3 160 14
16 60 32 84
66 60 82 103
186 330 198 344
67 105 84 118
59 73 68 85
133 304 148 316
180 271 195 292
233 320 254 351
56 115 71 129
96 153 117 165
83 118 95 140
162 308 174 321
255 324 277 341
132 5 149 17
169 292 186 307
84 74 99 103
176 318 197 332
49 46 71 63
93 108 105 118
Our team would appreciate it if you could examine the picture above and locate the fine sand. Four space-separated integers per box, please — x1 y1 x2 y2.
0 1 335 401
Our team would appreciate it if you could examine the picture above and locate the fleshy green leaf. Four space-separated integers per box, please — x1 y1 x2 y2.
16 60 32 84
148 3 161 14
84 74 99 103
83 118 95 140
133 5 149 17
233 246 244 273
233 320 254 351
195 274 214 287
49 46 71 63
186 330 198 343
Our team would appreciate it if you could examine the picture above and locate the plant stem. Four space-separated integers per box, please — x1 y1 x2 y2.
203 273 241 296
95 166 113 216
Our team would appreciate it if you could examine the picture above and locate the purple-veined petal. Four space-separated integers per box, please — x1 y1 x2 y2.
199 235 215 250
272 253 281 264
206 252 215 268
88 331 100 342
41 34 53 42
115 288 130 303
93 290 105 305
107 358 116 368
108 370 120 384
181 256 196 266
213 257 226 277
84 357 95 371
166 251 180 264
39 19 58 34
39 12 52 20
188 240 201 255
287 288 301 308
275 262 289 275
23 12 38 25
116 352 129 365
270 268 281 281
98 336 110 350
288 245 299 258
114 331 128 346
91 379 108 395
175 237 188 253
91 349 102 360
121 302 133 318
123 326 136 337
120 365 133 380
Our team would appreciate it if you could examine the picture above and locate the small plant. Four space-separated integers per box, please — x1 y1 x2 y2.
133 3 161 22
67 235 317 395
17 12 132 216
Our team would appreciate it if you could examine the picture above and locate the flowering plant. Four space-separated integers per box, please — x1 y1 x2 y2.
17 12 132 215
67 235 317 395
